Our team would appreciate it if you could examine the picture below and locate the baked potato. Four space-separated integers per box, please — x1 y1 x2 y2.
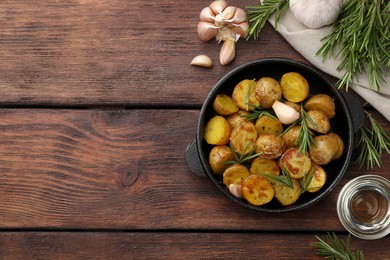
232 79 259 111
304 94 335 119
284 101 301 112
273 178 301 206
309 134 339 165
278 147 312 179
306 110 330 134
227 110 252 128
213 94 239 115
255 114 283 135
204 115 232 145
242 175 275 206
255 77 282 108
280 72 309 102
223 164 251 188
327 132 344 160
250 158 280 176
209 145 234 174
255 134 286 160
306 163 327 193
230 121 258 155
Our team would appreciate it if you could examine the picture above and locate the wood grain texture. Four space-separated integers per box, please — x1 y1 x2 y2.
0 232 389 259
0 109 389 230
0 0 304 106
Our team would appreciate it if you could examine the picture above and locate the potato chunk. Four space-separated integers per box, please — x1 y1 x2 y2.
278 147 311 179
209 145 234 174
304 94 335 119
309 135 339 165
204 116 232 145
306 110 330 134
230 121 257 155
255 77 282 108
250 158 280 176
213 94 239 115
327 132 344 160
255 114 283 135
255 134 286 160
227 110 252 128
232 79 259 111
306 163 327 193
280 72 309 102
223 164 250 188
242 175 275 206
274 178 301 206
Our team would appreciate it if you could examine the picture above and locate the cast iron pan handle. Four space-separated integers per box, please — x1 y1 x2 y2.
185 140 207 177
342 92 365 133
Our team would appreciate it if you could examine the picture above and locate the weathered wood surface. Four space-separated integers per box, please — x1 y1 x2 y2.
0 232 388 259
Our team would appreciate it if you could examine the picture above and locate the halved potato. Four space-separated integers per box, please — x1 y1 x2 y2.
281 125 300 148
278 147 311 179
306 110 330 134
255 114 283 136
230 121 257 155
306 163 327 193
255 134 286 160
250 158 280 176
309 134 338 165
327 132 344 160
255 77 282 108
304 94 335 119
274 178 301 206
280 72 309 102
227 110 252 128
209 145 234 174
242 175 275 206
232 79 259 111
213 94 239 115
223 164 251 188
204 115 232 145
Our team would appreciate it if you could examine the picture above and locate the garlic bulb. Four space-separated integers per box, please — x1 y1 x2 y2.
289 0 342 29
196 0 249 65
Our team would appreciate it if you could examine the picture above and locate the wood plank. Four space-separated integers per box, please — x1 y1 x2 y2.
0 109 389 230
0 232 388 259
0 0 305 106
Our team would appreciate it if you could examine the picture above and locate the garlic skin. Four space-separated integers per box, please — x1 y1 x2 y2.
190 55 213 68
272 100 300 125
229 184 243 198
196 0 249 65
289 0 342 29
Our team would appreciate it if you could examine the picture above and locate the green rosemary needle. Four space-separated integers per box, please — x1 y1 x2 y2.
221 143 262 165
262 168 293 188
312 233 365 260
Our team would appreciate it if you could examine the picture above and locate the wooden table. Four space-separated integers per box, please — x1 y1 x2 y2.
0 1 389 259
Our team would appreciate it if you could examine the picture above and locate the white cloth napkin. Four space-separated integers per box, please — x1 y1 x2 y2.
267 8 390 121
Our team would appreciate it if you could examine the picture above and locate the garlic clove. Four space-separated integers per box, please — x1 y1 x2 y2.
209 0 228 15
230 22 249 39
190 55 213 68
199 7 216 23
219 39 235 65
197 21 219 41
272 100 300 124
229 184 244 198
230 7 247 24
289 0 342 29
221 6 237 20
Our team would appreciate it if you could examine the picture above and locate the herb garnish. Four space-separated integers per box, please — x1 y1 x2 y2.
263 168 293 188
312 233 365 260
221 143 262 165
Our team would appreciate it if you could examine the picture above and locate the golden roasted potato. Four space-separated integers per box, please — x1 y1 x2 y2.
209 145 234 174
255 134 286 160
278 147 311 179
255 77 282 108
213 94 239 115
327 132 344 160
306 163 327 193
230 121 257 155
204 115 232 145
281 125 300 148
223 164 250 188
274 178 301 206
255 114 283 135
304 94 335 119
227 110 252 128
250 158 280 176
306 110 330 134
309 134 338 165
284 101 301 112
242 175 275 206
280 72 309 102
232 79 259 111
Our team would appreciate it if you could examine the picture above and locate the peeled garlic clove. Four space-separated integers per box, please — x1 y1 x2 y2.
199 7 216 23
231 22 249 39
219 39 235 65
289 0 341 29
190 55 213 68
197 21 219 41
209 0 228 15
229 184 243 198
272 100 300 124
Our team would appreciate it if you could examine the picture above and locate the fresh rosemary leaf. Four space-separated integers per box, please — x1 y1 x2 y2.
263 169 293 188
220 143 262 165
242 108 276 121
312 233 365 260
245 79 256 111
246 0 289 40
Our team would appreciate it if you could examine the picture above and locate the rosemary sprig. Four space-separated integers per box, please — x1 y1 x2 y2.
279 105 316 154
262 168 293 188
312 233 365 260
300 166 316 194
245 79 256 111
242 108 276 121
316 0 389 91
352 111 390 169
221 143 262 165
246 0 289 40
